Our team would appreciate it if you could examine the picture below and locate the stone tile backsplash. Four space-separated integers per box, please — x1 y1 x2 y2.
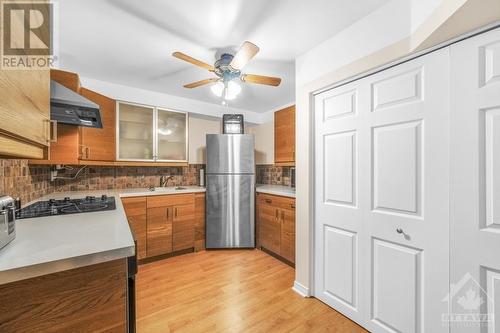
256 164 293 186
0 159 204 204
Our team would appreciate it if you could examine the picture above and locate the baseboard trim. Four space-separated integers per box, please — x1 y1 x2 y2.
292 281 310 297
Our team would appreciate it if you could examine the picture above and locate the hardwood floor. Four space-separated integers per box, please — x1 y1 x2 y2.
136 249 367 333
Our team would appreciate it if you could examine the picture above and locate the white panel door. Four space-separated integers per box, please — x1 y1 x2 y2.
315 81 366 324
450 28 500 333
315 48 450 332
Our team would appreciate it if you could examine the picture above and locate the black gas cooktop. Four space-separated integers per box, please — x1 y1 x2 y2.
18 195 116 219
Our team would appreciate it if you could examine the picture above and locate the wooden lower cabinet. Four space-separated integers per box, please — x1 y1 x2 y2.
122 197 147 259
257 193 296 264
194 193 206 251
147 206 173 257
122 193 203 261
172 204 195 251
0 259 127 332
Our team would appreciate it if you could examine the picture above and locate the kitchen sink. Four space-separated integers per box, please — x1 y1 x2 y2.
151 186 194 192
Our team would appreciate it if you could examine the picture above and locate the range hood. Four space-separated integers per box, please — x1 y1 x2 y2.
50 80 103 128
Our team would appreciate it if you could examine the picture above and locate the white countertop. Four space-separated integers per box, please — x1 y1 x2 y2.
0 186 206 285
256 184 295 198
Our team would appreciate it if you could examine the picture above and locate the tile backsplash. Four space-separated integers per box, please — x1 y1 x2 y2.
256 164 293 186
1 159 290 204
0 159 204 204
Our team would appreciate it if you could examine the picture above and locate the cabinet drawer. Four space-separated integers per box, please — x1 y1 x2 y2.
122 197 147 216
257 193 295 210
147 194 194 208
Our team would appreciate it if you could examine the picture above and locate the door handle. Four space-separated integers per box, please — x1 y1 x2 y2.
50 120 58 143
83 146 90 159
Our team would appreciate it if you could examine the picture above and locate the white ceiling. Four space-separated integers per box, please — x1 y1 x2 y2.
57 0 390 113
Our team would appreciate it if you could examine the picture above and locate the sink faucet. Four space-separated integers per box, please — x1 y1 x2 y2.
160 175 174 187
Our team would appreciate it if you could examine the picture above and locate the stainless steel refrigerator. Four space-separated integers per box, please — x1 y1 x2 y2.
205 134 255 248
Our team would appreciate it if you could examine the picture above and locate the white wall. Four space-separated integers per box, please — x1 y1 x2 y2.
80 76 264 124
247 120 274 165
296 0 412 86
188 115 221 164
411 0 442 31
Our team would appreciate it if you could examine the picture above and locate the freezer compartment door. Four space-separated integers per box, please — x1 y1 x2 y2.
206 134 255 174
206 174 255 248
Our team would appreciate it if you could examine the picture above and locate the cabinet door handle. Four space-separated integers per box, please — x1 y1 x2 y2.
291 203 295 209
175 207 178 218
166 207 169 220
50 120 58 143
275 209 279 222
281 211 284 222
85 147 90 159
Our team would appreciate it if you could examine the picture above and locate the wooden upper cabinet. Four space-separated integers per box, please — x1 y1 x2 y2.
47 124 80 164
0 69 50 159
274 105 295 165
30 69 116 164
50 69 81 93
79 88 116 161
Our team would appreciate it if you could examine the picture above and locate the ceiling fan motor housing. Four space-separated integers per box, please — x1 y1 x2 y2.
214 53 241 81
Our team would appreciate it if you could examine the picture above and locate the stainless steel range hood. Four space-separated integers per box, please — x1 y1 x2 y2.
50 80 103 128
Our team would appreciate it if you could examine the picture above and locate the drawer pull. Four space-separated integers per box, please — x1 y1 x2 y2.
265 199 272 204
291 204 295 209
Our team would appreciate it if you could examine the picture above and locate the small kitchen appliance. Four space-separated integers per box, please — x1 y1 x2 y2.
222 114 244 134
0 195 16 250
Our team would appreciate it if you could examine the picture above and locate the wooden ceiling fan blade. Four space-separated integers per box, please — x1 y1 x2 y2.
241 74 281 86
172 52 215 71
183 78 219 88
230 41 260 70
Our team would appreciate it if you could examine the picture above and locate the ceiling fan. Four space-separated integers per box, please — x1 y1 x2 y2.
172 41 281 100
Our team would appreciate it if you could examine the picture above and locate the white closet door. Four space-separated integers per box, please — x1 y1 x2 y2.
314 48 450 332
450 28 500 333
314 80 367 325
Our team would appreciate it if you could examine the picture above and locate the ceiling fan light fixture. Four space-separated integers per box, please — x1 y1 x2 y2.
225 80 241 100
210 81 225 97
211 80 241 100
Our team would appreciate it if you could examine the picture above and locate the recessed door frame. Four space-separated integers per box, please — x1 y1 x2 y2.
308 21 500 302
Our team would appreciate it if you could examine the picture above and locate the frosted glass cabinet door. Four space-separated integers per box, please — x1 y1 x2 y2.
118 102 155 160
157 108 187 161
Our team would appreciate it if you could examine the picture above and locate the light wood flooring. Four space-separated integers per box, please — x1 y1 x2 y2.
136 249 367 333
